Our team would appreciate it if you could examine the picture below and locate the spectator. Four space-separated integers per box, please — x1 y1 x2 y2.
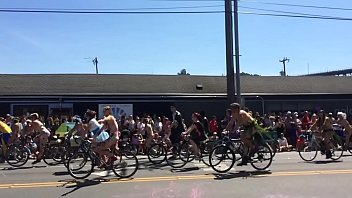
278 133 292 152
301 111 311 130
208 115 218 135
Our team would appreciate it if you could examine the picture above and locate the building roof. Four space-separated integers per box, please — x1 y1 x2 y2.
0 74 351 96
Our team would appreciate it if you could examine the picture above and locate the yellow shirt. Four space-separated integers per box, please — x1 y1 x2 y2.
0 121 12 134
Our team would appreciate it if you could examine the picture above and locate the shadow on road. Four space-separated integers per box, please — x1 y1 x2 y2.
59 177 134 196
312 160 343 164
170 167 200 173
212 170 272 180
1 166 34 171
60 179 102 197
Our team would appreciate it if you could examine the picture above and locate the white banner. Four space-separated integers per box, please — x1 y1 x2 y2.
98 104 133 119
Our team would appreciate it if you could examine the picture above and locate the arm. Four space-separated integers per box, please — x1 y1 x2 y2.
183 124 195 135
225 117 235 131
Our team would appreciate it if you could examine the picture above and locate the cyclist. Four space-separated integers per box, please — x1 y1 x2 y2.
337 112 352 149
95 106 120 163
143 118 155 152
309 110 333 159
29 113 51 164
225 103 258 166
0 120 12 163
182 112 207 160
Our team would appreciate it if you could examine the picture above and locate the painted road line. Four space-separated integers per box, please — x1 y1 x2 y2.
2 169 352 189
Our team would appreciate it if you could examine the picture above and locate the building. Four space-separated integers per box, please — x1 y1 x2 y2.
0 74 352 123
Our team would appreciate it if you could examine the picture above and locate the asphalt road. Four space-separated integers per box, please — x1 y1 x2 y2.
1 152 352 198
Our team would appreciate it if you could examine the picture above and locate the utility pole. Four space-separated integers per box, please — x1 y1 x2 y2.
233 0 241 104
92 57 99 74
225 0 235 105
279 57 289 76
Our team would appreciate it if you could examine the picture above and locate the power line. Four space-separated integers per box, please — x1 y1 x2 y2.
1 7 352 22
0 9 224 14
239 0 352 12
155 0 352 11
0 4 224 11
239 6 340 18
239 11 352 21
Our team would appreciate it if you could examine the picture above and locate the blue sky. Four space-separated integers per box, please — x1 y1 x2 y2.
1 0 352 76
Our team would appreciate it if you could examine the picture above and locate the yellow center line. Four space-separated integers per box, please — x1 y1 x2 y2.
1 169 352 189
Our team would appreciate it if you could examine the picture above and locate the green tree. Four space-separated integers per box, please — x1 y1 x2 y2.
178 69 190 75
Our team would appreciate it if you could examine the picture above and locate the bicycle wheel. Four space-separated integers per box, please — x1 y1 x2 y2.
330 136 343 160
180 141 194 162
250 144 273 170
298 140 318 162
209 145 235 173
200 142 211 166
112 151 138 178
347 136 352 154
166 145 188 168
147 144 166 165
268 140 278 158
67 151 94 179
43 146 61 166
6 145 30 167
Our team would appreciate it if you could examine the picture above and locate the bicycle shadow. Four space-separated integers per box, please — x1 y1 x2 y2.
59 179 102 197
311 160 343 164
59 176 134 196
1 164 48 171
212 170 272 180
170 167 200 173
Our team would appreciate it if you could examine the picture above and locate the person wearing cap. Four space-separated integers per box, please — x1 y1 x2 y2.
0 120 12 163
28 113 51 164
337 112 352 149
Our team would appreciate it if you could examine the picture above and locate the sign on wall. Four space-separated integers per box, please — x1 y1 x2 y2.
98 104 133 119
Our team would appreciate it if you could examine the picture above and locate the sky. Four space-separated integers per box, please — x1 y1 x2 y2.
1 0 352 76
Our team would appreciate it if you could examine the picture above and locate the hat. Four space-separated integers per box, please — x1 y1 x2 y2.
287 111 292 114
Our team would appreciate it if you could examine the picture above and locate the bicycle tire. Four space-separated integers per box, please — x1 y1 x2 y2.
250 143 273 170
113 150 138 178
330 135 344 161
67 151 94 179
147 144 166 165
43 146 61 166
6 145 30 167
209 145 235 173
298 140 318 162
166 145 188 169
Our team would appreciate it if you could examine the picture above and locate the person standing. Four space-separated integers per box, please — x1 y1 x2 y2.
169 105 185 153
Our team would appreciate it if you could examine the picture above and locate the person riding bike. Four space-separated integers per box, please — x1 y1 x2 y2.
29 113 51 164
225 103 259 166
0 120 12 163
182 112 207 160
309 110 334 159
337 112 352 148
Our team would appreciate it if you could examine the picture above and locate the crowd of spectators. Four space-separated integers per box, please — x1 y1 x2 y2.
1 107 348 154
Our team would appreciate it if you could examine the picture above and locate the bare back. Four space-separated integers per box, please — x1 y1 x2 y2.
104 115 119 133
234 110 254 127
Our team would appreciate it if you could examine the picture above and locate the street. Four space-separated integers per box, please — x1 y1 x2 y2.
0 152 351 198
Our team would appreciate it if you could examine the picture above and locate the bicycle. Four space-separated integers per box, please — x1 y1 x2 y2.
298 130 343 161
209 131 273 173
1 135 31 167
66 139 138 179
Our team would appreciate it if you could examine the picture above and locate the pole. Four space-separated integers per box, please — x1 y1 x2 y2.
256 96 265 116
225 0 235 104
233 0 241 105
93 57 99 74
280 57 289 76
